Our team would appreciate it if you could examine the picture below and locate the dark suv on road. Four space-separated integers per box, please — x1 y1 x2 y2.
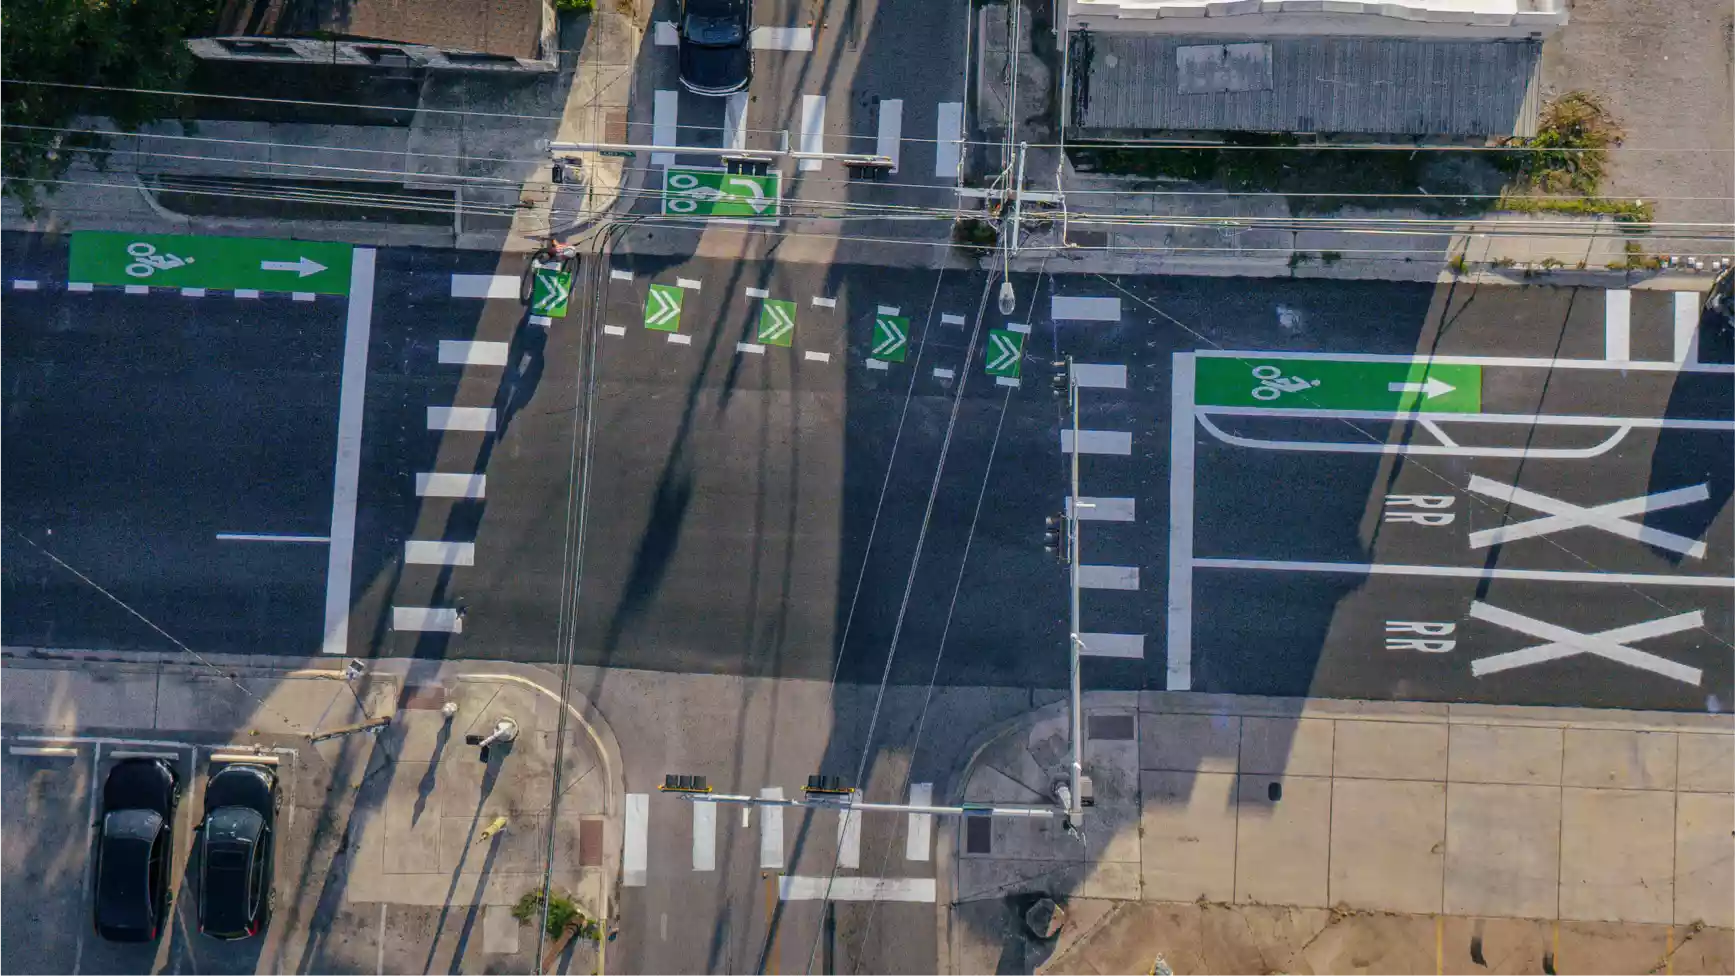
678 0 752 95
93 758 180 943
195 763 277 940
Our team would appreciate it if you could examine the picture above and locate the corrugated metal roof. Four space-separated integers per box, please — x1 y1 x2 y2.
212 0 543 60
1069 33 1540 137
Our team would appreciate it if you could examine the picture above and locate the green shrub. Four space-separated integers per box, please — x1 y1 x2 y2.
1498 91 1623 196
513 889 585 939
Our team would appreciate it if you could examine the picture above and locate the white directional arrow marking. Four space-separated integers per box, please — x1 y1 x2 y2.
762 303 793 340
988 335 1018 371
260 257 327 278
1388 376 1455 399
647 287 680 327
724 177 771 213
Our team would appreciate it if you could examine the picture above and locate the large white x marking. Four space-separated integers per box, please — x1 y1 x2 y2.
1466 476 1709 558
1469 601 1704 685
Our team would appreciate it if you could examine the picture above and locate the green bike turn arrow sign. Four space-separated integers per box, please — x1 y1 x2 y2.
871 315 908 363
69 231 354 295
660 168 782 220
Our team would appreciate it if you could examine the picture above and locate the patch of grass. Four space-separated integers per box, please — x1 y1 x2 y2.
1497 91 1623 196
555 0 594 10
1495 193 1652 223
1288 251 1313 268
1448 254 1468 274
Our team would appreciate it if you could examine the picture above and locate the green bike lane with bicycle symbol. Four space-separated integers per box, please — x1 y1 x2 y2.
659 169 782 222
69 231 354 295
1196 356 1482 412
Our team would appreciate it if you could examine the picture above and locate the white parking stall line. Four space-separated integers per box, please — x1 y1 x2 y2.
935 102 963 179
392 606 463 633
738 343 766 355
752 26 815 50
416 473 486 499
877 99 903 173
1605 289 1631 361
1051 296 1121 321
745 286 769 298
877 305 900 316
1674 292 1701 364
427 407 497 432
11 280 38 290
812 296 836 308
693 800 717 871
1061 429 1133 455
322 247 375 657
837 805 862 869
1465 476 1710 558
780 877 936 902
760 788 785 869
941 314 965 325
68 282 94 292
1167 352 1196 690
438 340 510 366
654 21 678 45
125 284 148 295
404 541 475 567
1078 565 1140 590
667 334 692 345
804 351 831 362
1468 602 1704 684
867 359 890 371
1193 557 1736 588
624 794 650 886
1073 363 1127 389
293 292 315 302
610 268 634 281
996 377 1020 388
182 288 206 297
799 95 825 172
1079 634 1145 659
1004 322 1031 334
450 274 517 299
1068 496 1136 521
216 533 330 543
933 368 955 380
603 325 627 336
652 90 679 167
724 92 750 151
906 784 933 861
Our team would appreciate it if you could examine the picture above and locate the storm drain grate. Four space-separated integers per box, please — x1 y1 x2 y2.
965 816 992 855
1088 714 1135 741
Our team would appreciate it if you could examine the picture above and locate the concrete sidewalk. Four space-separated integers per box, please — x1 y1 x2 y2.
0 650 624 974
938 693 1734 975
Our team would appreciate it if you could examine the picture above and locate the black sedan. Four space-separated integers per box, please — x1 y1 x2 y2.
93 758 180 942
678 0 752 96
195 763 276 940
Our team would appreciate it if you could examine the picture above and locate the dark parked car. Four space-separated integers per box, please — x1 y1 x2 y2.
195 763 276 940
678 0 752 96
93 758 180 942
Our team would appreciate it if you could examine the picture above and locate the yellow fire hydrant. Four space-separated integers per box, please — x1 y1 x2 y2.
478 815 509 842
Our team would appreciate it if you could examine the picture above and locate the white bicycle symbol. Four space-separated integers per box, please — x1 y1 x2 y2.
1250 363 1321 401
124 242 195 278
666 172 723 214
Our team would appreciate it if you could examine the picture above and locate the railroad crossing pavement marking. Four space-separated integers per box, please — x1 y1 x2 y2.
1468 602 1704 685
985 329 1024 379
872 315 909 362
644 283 684 332
1194 355 1482 412
758 299 797 346
1465 477 1710 558
69 231 354 295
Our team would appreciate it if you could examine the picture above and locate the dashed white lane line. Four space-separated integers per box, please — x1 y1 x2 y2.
751 26 814 50
11 280 38 290
1078 565 1141 590
623 794 649 887
235 289 261 299
1062 429 1132 455
68 282 93 292
667 333 692 345
780 877 935 902
427 406 497 432
216 533 330 543
876 98 903 173
292 292 315 302
603 325 627 336
652 90 679 167
439 340 511 366
799 95 826 172
745 286 769 298
1078 634 1145 659
1068 496 1136 521
416 473 486 499
654 21 678 45
867 359 890 371
450 274 518 299
125 284 148 295
1051 296 1120 321
760 788 785 869
392 607 463 633
877 305 900 316
812 296 836 308
1606 289 1631 361
676 278 702 290
610 268 634 281
933 368 955 379
181 287 207 298
404 541 475 566
935 102 963 179
941 313 965 325
1073 363 1127 388
1005 322 1031 334
995 377 1020 388
322 247 376 657
906 784 932 861
804 351 831 362
738 342 766 355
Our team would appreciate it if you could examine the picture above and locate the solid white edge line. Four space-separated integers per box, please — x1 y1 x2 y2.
1167 353 1195 689
692 800 717 871
623 794 649 886
906 784 933 861
1194 348 1735 375
760 788 785 868
217 533 331 543
1605 289 1631 362
1193 557 1736 588
322 248 375 656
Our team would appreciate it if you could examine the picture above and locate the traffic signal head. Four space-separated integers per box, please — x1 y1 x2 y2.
1043 514 1069 563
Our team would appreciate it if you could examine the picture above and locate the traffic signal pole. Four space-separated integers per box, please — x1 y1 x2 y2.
662 789 1061 820
1065 358 1086 825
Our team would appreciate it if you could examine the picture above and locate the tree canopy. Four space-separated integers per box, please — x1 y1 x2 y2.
2 0 221 214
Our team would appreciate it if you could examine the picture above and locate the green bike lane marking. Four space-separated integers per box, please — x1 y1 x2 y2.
644 283 684 331
871 315 908 363
661 168 782 220
985 330 1024 379
757 299 796 346
529 267 574 317
69 231 354 295
1195 356 1482 413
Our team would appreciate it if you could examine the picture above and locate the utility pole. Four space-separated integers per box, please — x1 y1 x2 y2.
1008 141 1029 255
1065 356 1085 826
